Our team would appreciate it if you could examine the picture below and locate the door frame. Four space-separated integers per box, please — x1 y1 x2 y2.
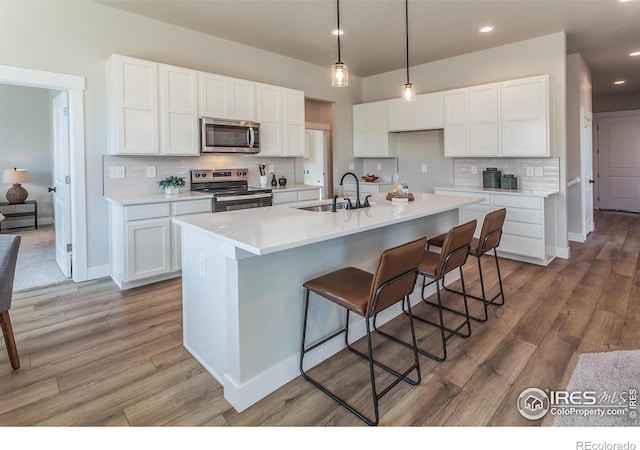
0 64 88 282
593 109 640 212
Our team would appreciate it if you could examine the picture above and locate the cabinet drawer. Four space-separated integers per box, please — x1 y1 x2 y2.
499 234 544 258
503 221 542 239
435 190 491 205
494 194 541 210
298 189 320 201
125 203 170 221
273 191 298 204
172 199 211 215
505 208 542 224
460 205 493 237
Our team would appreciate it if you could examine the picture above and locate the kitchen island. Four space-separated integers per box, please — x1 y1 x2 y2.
173 192 480 411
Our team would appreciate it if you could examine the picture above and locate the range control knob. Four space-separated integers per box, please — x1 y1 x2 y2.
195 173 201 178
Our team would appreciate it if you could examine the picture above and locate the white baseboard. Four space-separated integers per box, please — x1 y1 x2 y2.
86 264 110 281
556 246 570 259
568 232 586 243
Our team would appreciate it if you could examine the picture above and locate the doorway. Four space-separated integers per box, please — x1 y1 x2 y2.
595 110 640 212
0 64 88 284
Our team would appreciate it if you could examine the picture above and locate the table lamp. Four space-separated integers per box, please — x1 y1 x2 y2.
3 168 29 204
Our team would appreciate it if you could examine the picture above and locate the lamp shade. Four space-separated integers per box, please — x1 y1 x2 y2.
3 168 29 184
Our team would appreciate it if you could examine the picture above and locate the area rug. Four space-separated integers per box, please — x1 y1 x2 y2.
553 350 640 427
8 225 70 292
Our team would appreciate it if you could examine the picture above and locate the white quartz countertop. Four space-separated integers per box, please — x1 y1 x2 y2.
103 191 214 206
434 186 559 198
173 192 482 256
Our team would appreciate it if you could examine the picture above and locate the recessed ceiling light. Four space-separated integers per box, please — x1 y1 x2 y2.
630 51 640 56
332 29 344 36
614 80 626 85
480 26 494 33
619 0 631 3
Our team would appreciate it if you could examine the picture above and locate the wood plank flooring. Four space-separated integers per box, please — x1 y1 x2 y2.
1 209 639 426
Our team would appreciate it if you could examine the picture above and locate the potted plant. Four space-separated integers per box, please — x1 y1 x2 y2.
158 175 185 195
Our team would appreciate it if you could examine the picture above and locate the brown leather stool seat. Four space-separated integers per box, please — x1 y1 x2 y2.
376 220 476 362
426 208 506 322
300 237 426 426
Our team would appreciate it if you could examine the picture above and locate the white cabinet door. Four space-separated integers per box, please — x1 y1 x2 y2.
256 83 282 156
198 72 231 119
282 88 305 156
354 101 391 157
500 75 549 156
159 64 199 155
108 54 159 154
353 103 372 157
415 92 444 130
126 218 171 281
444 89 468 156
387 98 415 132
468 83 499 156
230 79 256 121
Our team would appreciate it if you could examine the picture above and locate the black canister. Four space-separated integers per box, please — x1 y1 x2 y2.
500 174 518 190
482 168 502 189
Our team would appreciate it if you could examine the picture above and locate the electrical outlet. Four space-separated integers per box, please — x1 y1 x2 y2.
526 167 534 177
421 164 428 173
146 166 156 178
348 163 355 171
199 254 207 278
535 167 544 177
471 166 478 175
376 163 382 170
268 165 275 174
109 167 125 179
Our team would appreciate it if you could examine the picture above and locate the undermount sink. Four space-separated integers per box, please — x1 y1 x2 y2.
296 203 345 212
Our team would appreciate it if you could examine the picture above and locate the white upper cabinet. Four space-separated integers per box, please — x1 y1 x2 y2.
108 54 159 155
500 75 549 157
282 88 305 157
468 83 499 156
159 64 199 155
415 92 444 130
353 101 395 157
387 98 415 132
198 72 256 121
444 88 470 156
256 84 305 157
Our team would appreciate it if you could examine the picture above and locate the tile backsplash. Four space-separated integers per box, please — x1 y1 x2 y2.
454 157 560 191
103 155 297 196
362 158 399 183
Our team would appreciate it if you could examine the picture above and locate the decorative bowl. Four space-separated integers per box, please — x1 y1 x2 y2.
361 175 379 182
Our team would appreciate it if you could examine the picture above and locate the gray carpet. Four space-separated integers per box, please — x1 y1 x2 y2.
8 225 70 292
553 350 640 426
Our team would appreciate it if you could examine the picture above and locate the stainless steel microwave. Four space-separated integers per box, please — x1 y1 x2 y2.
200 117 260 154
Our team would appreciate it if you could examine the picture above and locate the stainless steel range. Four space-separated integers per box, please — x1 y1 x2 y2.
190 168 272 212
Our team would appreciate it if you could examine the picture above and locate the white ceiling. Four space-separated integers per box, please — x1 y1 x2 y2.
98 0 640 96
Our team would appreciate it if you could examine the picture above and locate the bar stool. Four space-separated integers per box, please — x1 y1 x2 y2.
1 235 21 369
300 237 427 426
377 220 476 362
426 208 506 322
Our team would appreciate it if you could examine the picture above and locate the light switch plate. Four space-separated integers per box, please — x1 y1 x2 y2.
268 165 275 174
535 167 544 177
348 163 355 171
109 166 125 179
526 167 534 177
376 163 382 170
146 166 156 178
421 164 428 173
471 166 478 175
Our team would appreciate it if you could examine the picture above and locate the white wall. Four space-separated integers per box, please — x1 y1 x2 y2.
0 1 362 270
0 84 54 226
362 32 569 255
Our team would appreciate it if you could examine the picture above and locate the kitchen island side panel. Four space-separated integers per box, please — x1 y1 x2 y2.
181 208 458 412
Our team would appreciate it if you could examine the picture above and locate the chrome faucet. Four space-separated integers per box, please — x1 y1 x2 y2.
339 172 362 209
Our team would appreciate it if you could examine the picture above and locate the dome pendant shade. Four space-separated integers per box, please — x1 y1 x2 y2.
332 62 349 87
402 82 416 102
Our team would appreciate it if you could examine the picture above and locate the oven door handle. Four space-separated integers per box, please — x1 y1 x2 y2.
215 193 272 202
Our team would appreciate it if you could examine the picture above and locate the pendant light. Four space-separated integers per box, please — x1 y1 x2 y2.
331 0 348 87
402 0 415 102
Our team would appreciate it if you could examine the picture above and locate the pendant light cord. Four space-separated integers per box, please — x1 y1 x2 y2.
405 0 410 84
337 0 342 63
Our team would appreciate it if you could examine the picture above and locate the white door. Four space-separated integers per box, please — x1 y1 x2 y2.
597 114 640 211
52 91 72 278
581 109 594 234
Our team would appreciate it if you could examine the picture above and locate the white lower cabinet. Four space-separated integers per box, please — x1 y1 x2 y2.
272 187 321 205
109 198 211 289
434 188 556 265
